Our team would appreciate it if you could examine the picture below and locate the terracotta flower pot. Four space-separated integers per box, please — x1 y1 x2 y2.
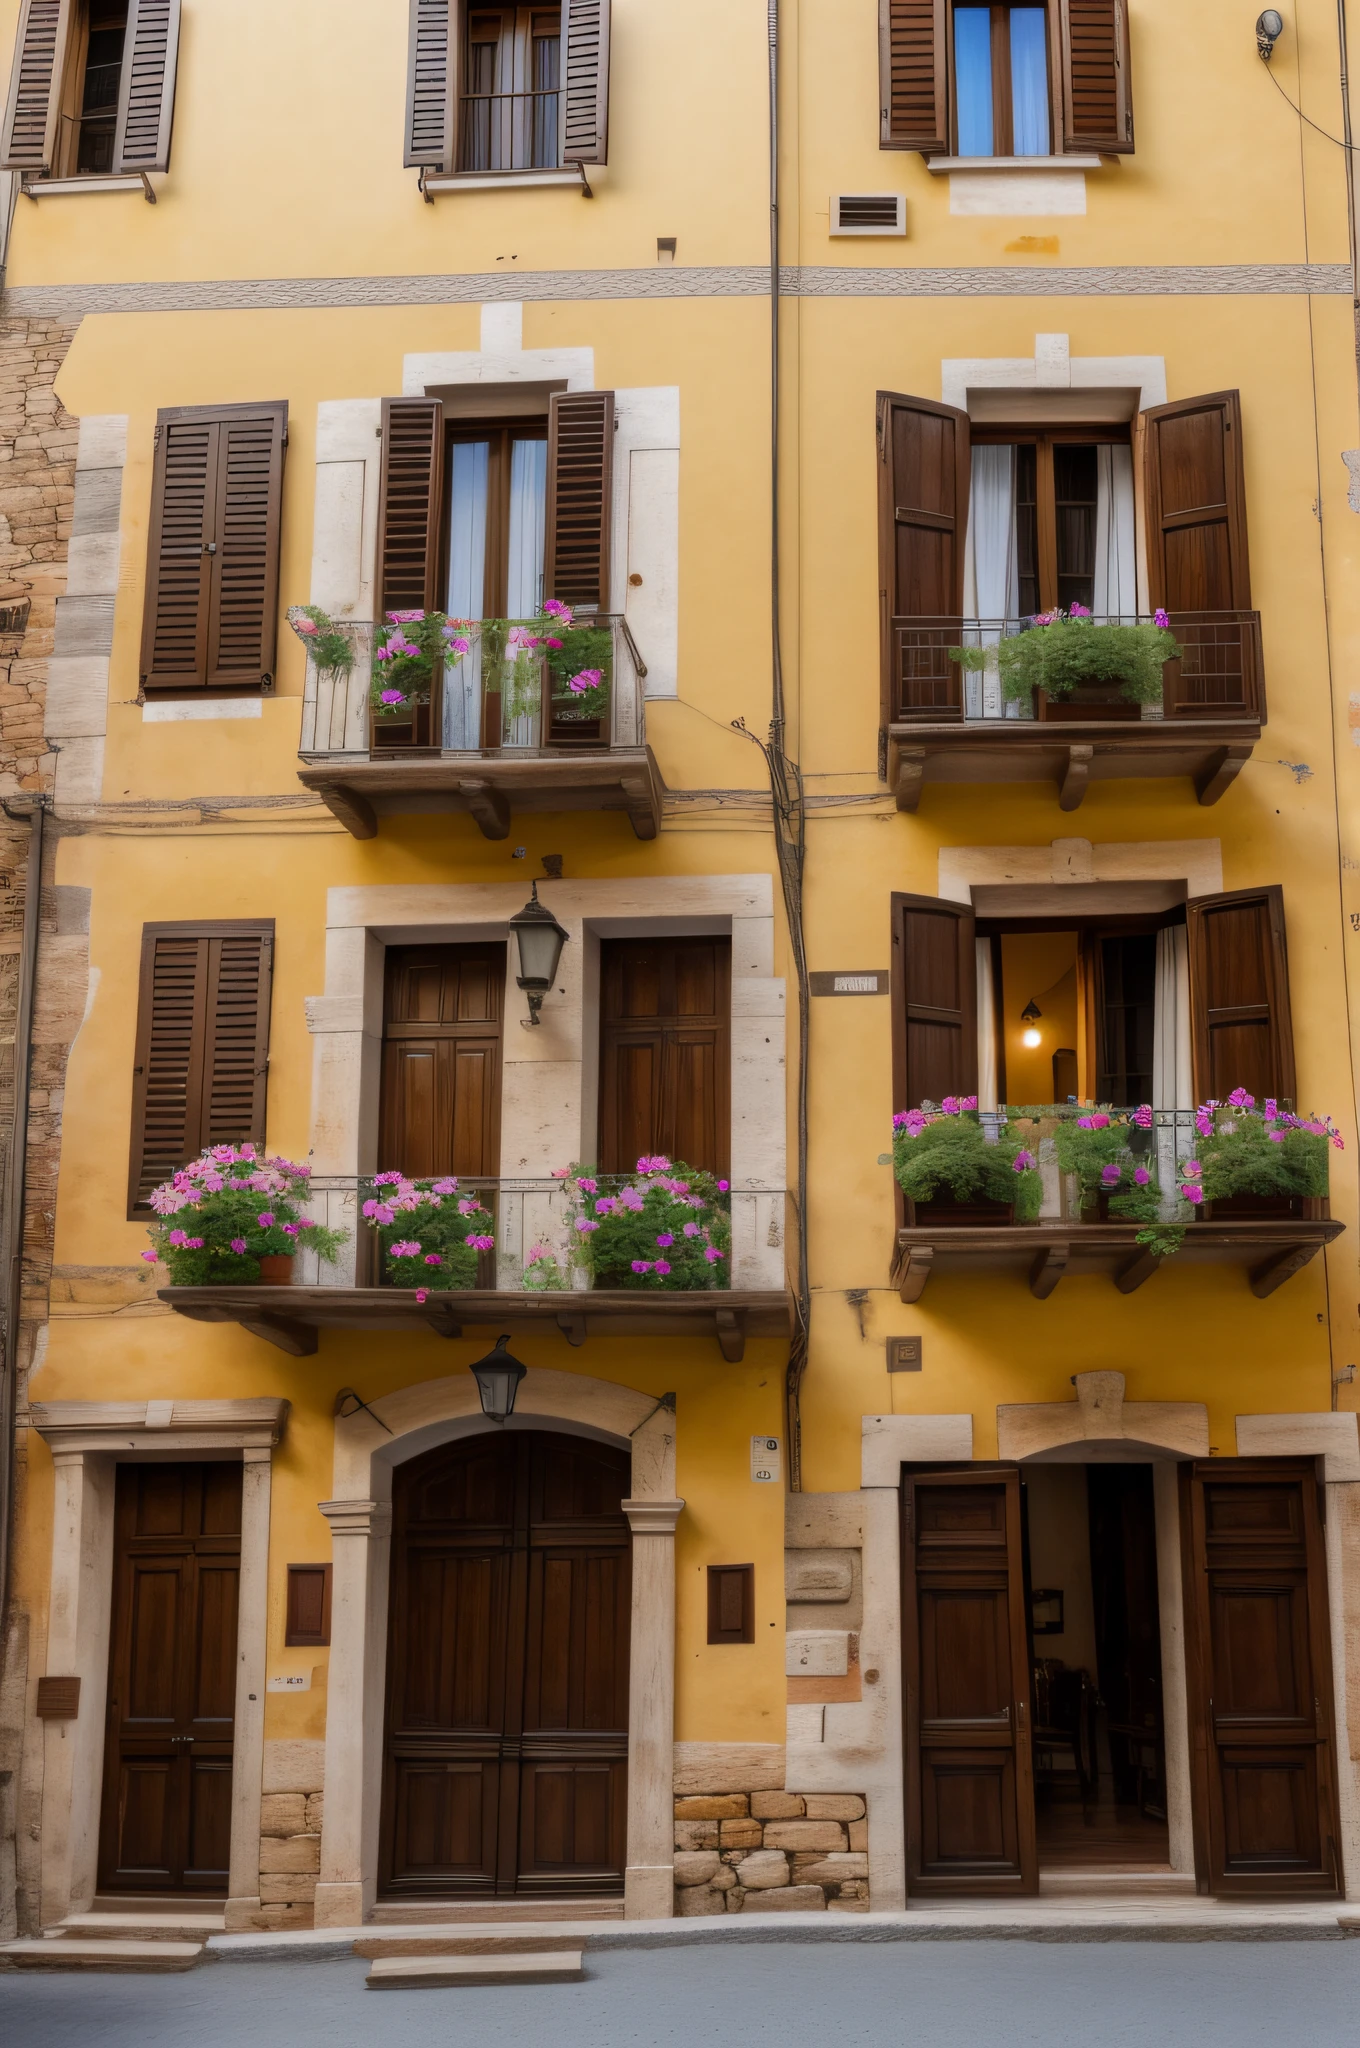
258 1254 295 1286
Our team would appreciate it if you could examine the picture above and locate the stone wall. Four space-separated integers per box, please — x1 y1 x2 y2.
673 1787 869 1915
232 1741 327 1932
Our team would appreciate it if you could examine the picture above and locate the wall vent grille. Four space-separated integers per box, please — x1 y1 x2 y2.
830 193 906 236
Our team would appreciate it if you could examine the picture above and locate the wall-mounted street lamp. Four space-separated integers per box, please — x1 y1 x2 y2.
509 881 569 1028
1020 999 1043 1050
1256 9 1284 59
469 1334 528 1423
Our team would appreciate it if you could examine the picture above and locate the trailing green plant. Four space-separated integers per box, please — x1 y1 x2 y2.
1134 1224 1186 1258
522 1243 567 1290
560 1158 731 1290
143 1147 347 1286
543 605 613 720
288 604 358 681
1176 1091 1340 1208
892 1099 1043 1223
361 1173 495 1293
369 610 469 718
949 607 1180 708
1053 1106 1162 1223
364 603 614 727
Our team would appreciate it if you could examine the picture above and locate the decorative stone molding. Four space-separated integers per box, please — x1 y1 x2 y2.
1235 1411 1360 1482
939 837 1224 907
942 332 1165 412
317 1498 392 1540
998 1371 1209 1462
623 1498 684 1535
861 1412 973 1487
29 1397 289 1456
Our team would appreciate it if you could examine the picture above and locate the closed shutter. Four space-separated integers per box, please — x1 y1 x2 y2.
378 398 445 618
140 403 287 693
561 0 611 165
1142 390 1251 612
113 0 182 174
878 391 970 722
128 923 274 1215
1186 886 1296 1107
378 944 505 1179
545 389 615 611
1058 0 1133 153
0 0 72 174
879 0 948 153
404 0 459 170
891 893 978 1110
599 937 730 1176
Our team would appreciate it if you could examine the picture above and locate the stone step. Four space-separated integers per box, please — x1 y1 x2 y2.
1038 1870 1197 1898
366 1949 585 1990
357 1931 586 1959
0 1939 203 1973
369 1898 622 1924
61 1911 222 1942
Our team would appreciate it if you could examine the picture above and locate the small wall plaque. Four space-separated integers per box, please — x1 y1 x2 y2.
751 1436 782 1483
36 1675 80 1719
267 1672 312 1692
810 971 889 997
887 1337 922 1372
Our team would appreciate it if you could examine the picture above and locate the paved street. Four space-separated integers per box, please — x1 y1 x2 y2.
3 1941 1360 2047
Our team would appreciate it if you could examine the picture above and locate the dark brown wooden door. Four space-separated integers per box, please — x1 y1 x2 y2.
379 944 505 1178
98 1463 241 1895
891 892 978 1112
1181 1458 1342 1897
1186 887 1296 1108
903 1468 1037 1895
381 1431 631 1900
599 936 729 1176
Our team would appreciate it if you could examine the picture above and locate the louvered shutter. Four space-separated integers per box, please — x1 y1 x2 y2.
113 0 182 174
141 404 287 692
879 0 948 154
544 390 614 612
0 0 73 174
1186 887 1296 1108
1058 0 1133 153
405 0 458 170
1142 391 1251 613
128 923 274 1215
378 398 445 617
892 893 978 1109
561 0 611 166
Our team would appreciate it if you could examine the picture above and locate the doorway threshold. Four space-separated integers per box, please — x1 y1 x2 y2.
371 1898 625 1926
1039 1869 1195 1899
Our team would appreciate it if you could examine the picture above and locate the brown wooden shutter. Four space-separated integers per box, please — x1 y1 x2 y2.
1186 886 1296 1108
904 1470 1037 1895
113 0 181 174
378 945 504 1179
879 0 948 153
285 1565 333 1647
1142 390 1251 613
1180 1460 1341 1898
599 937 730 1176
891 893 978 1110
1058 0 1133 154
404 0 458 170
141 403 287 693
128 923 274 1215
378 398 445 618
707 1565 755 1646
561 0 610 165
879 392 969 722
0 0 72 174
545 389 615 611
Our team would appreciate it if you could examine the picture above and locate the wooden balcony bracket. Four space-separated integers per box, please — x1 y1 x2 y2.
1029 1244 1070 1299
556 1310 588 1347
1250 1240 1325 1299
1114 1245 1163 1294
619 771 661 841
893 748 927 814
1195 743 1254 807
895 1243 934 1303
312 782 377 840
237 1313 318 1358
1059 745 1094 813
461 779 512 841
715 1307 745 1362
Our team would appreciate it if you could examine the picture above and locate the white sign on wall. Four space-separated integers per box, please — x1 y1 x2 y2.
751 1436 782 1484
267 1673 312 1693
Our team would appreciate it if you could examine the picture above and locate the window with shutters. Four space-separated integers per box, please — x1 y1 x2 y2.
127 922 274 1217
953 5 1050 156
462 6 562 171
1 0 181 179
140 402 287 695
405 0 609 179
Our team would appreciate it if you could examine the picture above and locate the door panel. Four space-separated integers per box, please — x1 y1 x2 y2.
903 1468 1037 1894
1181 1458 1341 1896
599 937 730 1175
381 1431 630 1899
380 943 506 1180
891 894 978 1113
99 1463 242 1895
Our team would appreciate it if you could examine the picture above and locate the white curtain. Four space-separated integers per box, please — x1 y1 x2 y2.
507 437 548 617
444 440 490 747
962 446 1019 719
976 938 999 1112
1152 924 1193 1110
1093 444 1137 620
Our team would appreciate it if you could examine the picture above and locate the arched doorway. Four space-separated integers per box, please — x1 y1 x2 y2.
378 1429 632 1902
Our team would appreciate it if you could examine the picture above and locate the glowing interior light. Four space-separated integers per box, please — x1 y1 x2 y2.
1021 1026 1042 1049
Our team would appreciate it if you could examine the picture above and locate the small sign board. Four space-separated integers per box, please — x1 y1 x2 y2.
751 1436 782 1483
809 971 888 997
887 1336 923 1373
267 1672 312 1693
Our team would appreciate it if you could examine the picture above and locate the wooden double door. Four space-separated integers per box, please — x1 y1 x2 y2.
99 1463 241 1895
380 1431 632 1900
902 1460 1342 1897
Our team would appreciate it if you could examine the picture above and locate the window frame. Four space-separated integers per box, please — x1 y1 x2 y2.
948 0 1058 157
54 0 126 178
458 1 563 173
970 420 1132 618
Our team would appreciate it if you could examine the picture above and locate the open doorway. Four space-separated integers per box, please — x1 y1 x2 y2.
1022 1464 1170 1871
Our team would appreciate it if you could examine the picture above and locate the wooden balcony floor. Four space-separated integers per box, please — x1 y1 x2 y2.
887 719 1261 812
891 1219 1344 1302
297 745 663 841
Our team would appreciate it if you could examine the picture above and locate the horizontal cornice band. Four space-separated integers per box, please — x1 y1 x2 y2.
1 262 1350 318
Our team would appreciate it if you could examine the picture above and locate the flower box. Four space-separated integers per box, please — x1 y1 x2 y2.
892 1099 1042 1224
1201 1193 1330 1222
905 1194 1015 1227
143 1148 346 1285
1035 682 1141 723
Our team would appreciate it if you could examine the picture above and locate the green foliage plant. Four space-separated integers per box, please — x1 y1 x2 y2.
892 1098 1042 1223
949 607 1180 709
144 1147 346 1286
1177 1092 1339 1209
288 604 357 681
1053 1106 1162 1223
562 1159 731 1290
361 1174 495 1292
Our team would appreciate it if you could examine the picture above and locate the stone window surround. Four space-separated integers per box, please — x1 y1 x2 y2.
23 1399 289 1930
314 1365 681 1926
43 412 127 813
926 160 1103 218
302 874 787 1290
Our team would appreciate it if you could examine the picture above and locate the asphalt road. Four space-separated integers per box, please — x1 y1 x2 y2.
3 1941 1360 2047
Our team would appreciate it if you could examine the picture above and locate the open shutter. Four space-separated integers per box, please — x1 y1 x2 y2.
405 0 458 170
128 923 273 1215
1181 1460 1341 1898
141 413 215 690
112 0 182 174
878 391 970 722
1142 391 1250 612
561 0 611 165
378 397 445 617
892 893 978 1110
1058 0 1133 154
1186 886 1296 1107
879 0 948 152
206 407 286 690
545 389 615 611
0 0 72 174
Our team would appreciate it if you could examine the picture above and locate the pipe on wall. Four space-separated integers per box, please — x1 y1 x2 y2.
0 798 43 1628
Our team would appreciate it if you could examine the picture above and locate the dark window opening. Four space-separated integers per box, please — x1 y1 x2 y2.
1095 934 1157 1108
71 4 127 176
460 6 562 173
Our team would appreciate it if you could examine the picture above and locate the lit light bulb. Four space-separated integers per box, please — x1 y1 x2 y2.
1022 1026 1042 1049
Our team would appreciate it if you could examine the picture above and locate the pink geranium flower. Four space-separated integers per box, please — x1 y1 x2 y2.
257 1212 275 1229
1013 1151 1036 1172
231 1238 248 1254
654 1260 672 1276
467 1235 495 1252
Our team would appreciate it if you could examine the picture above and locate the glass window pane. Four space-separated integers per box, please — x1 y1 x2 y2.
506 438 548 617
1009 8 1050 156
954 8 994 157
447 442 490 618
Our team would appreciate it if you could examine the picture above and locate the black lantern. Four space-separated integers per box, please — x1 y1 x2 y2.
1256 9 1283 57
509 881 569 1027
469 1334 527 1423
